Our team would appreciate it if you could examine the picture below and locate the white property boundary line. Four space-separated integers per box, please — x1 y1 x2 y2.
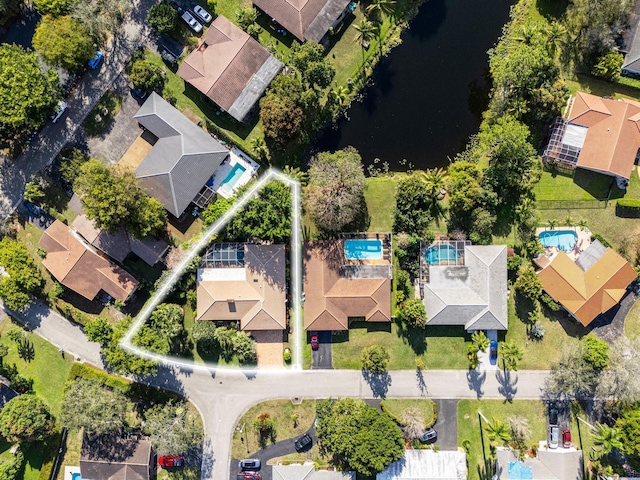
120 168 303 373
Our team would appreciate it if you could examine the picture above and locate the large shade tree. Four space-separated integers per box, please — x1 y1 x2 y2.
0 237 43 311
144 401 204 453
303 147 366 233
0 394 55 443
33 15 95 71
0 44 60 148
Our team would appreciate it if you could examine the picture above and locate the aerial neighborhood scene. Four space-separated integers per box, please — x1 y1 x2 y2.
3 0 640 477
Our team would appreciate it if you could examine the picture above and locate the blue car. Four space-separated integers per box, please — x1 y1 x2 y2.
489 340 498 364
88 51 104 70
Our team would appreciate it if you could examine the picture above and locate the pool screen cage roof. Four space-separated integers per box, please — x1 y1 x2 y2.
419 239 471 285
543 117 582 166
201 243 245 268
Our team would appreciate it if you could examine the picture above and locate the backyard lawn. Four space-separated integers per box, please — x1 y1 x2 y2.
231 399 316 460
331 321 471 370
364 176 399 232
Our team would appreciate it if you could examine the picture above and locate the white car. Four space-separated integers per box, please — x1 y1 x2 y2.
182 10 203 33
50 101 68 123
192 4 212 23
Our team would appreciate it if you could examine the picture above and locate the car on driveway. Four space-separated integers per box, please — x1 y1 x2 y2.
562 429 571 448
549 425 559 449
549 407 558 426
158 455 184 467
419 428 437 443
310 332 319 350
50 100 68 123
237 473 261 480
489 340 498 362
239 458 261 471
191 4 212 23
294 433 312 452
181 10 203 33
88 51 104 70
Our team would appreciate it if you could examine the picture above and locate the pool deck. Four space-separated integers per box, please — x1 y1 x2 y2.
64 466 81 480
209 146 259 199
535 226 592 262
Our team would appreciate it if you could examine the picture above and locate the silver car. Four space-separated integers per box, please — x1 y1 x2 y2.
549 425 559 449
192 4 212 23
181 10 203 33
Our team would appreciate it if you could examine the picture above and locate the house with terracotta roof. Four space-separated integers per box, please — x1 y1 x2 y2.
133 92 229 217
177 15 283 123
420 241 508 331
535 239 636 327
196 243 286 331
543 91 640 181
303 235 392 331
252 0 352 43
39 220 138 302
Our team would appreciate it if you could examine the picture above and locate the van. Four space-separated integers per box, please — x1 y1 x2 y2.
549 425 559 449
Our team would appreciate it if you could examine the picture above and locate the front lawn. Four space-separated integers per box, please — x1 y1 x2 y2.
380 398 436 427
231 399 316 460
82 90 123 137
331 321 471 370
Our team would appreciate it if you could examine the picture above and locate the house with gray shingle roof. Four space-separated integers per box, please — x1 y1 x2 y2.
133 93 229 217
622 0 640 76
420 242 508 331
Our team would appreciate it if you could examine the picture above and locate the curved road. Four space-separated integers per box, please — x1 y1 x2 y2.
4 299 549 480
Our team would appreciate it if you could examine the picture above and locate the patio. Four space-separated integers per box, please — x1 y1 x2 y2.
207 146 259 199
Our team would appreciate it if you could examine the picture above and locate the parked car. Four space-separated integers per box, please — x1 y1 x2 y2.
88 51 104 70
419 428 437 443
310 332 319 350
158 455 184 467
549 407 558 426
50 100 68 123
160 48 178 64
237 473 261 480
133 88 149 101
549 425 559 449
239 458 261 471
191 4 212 23
562 429 571 448
489 340 498 360
294 433 312 452
181 10 203 33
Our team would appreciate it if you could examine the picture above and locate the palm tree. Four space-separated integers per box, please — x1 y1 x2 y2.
328 85 350 108
577 219 588 231
508 416 532 448
251 137 269 162
499 340 523 372
512 24 539 46
421 167 448 199
283 165 309 186
484 418 511 448
353 19 378 72
591 422 622 457
546 218 558 230
546 22 567 58
563 216 574 227
401 407 425 440
365 0 396 22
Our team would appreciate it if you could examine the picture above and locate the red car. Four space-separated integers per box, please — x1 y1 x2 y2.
310 332 319 350
237 473 261 480
562 429 571 448
158 455 184 467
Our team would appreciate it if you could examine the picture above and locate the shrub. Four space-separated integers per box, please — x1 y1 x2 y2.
397 298 427 328
147 2 177 34
540 293 561 311
530 323 545 340
616 198 640 218
592 51 624 81
361 345 390 374
129 60 165 92
582 335 609 370
591 233 612 248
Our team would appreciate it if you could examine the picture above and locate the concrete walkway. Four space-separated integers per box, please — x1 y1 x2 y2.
3 300 549 480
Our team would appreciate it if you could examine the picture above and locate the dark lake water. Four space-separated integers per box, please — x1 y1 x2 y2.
314 0 514 170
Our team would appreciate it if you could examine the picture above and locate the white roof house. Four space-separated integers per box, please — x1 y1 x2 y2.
272 464 355 480
376 450 467 480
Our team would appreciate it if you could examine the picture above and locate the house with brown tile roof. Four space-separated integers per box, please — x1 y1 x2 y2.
253 0 351 43
303 237 392 331
196 243 286 330
543 92 640 180
39 220 138 302
177 15 283 123
535 240 636 327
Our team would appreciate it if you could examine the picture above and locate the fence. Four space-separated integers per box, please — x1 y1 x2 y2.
536 199 608 210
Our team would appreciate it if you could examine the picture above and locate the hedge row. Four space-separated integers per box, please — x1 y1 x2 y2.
67 362 131 392
616 198 640 218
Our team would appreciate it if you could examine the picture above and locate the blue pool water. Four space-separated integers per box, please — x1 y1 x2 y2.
538 230 578 252
221 163 247 189
425 244 461 265
71 473 85 480
344 239 383 260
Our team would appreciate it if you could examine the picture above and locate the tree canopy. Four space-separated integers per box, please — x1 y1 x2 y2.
290 42 336 89
33 15 95 71
393 175 432 236
134 303 185 355
303 147 366 233
397 298 427 328
316 398 404 476
0 237 43 311
147 2 177 34
0 394 55 443
0 44 60 148
74 159 167 239
102 317 159 376
144 401 204 453
60 378 129 434
33 0 73 15
71 0 130 43
361 345 390 374
129 60 166 92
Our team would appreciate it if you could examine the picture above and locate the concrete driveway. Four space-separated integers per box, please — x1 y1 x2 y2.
433 399 459 450
311 331 332 369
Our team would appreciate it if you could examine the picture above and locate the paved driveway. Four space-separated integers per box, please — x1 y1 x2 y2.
433 399 458 450
589 287 639 343
311 331 332 369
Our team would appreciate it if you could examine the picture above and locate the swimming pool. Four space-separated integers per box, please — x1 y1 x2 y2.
71 473 85 480
221 163 247 190
424 244 461 265
538 229 578 252
344 239 383 260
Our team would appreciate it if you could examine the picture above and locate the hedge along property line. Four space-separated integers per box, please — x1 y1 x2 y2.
616 198 640 218
380 399 438 429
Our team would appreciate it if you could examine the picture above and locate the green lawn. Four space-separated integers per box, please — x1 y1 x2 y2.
331 320 471 370
82 90 123 137
364 176 399 232
505 293 587 369
458 400 549 480
231 399 316 459
380 398 436 427
565 73 640 101
625 298 640 341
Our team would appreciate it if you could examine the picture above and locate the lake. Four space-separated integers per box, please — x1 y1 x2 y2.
314 0 514 171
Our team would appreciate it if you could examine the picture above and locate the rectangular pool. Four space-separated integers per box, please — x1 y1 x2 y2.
221 163 247 190
344 239 383 260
